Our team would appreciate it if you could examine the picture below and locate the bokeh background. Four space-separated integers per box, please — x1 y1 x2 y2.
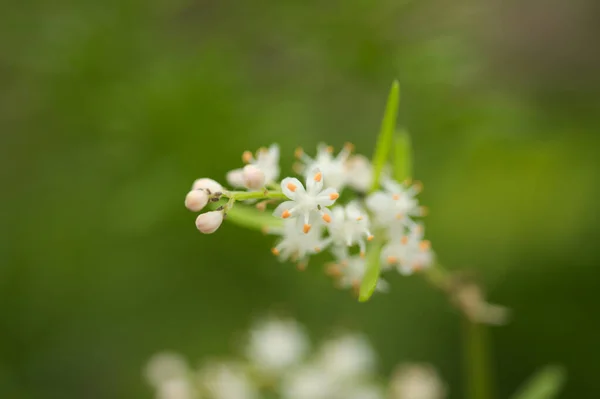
1 0 599 398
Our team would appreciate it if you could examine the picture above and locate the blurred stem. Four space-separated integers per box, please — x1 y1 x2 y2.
463 318 493 399
223 190 287 201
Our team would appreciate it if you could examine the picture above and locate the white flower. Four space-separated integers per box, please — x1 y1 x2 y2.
366 179 424 230
227 145 280 189
156 378 197 399
273 168 339 234
342 385 385 399
389 364 446 399
327 256 388 294
198 362 256 399
281 364 333 399
327 203 373 259
381 224 434 275
195 211 224 234
317 334 376 381
145 352 189 387
296 143 353 191
192 178 223 194
242 164 266 190
246 317 309 373
269 219 329 268
345 155 373 193
185 190 209 212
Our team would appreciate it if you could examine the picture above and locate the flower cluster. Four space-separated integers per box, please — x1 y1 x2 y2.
145 316 447 399
184 143 434 296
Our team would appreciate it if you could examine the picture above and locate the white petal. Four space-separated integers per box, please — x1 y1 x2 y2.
273 201 296 218
281 177 304 200
316 187 339 207
305 167 324 193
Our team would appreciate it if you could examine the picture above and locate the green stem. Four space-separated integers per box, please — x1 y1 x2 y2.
223 190 287 201
464 318 493 399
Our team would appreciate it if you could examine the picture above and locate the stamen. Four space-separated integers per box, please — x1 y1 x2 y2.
326 145 334 153
419 240 431 251
294 147 304 159
387 256 398 264
322 214 331 223
396 213 404 220
360 251 365 258
367 235 374 241
242 151 253 163
257 147 267 155
401 236 409 244
344 142 355 152
329 192 339 200
392 194 400 200
287 182 297 192
303 224 312 233
282 210 291 219
314 246 321 252
314 171 322 182
356 216 363 221
271 248 280 256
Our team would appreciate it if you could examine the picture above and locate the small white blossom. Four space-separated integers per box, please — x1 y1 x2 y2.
381 225 434 275
366 179 425 230
185 190 209 212
198 362 257 399
192 178 223 194
246 317 309 373
274 168 339 234
281 364 333 399
327 256 389 294
342 385 385 399
195 211 224 234
145 352 189 387
389 364 446 399
296 143 353 191
327 203 373 259
317 334 376 381
269 219 329 268
242 164 266 190
156 378 197 399
227 145 280 189
345 155 373 193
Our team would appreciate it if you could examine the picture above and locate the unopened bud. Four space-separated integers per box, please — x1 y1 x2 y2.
192 178 223 194
195 211 224 234
226 169 245 188
185 190 208 212
242 165 265 190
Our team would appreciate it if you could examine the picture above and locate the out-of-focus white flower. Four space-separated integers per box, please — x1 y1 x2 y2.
366 179 424 230
342 384 385 399
156 378 197 399
246 317 309 373
296 143 353 191
145 352 189 387
198 362 257 399
185 190 209 212
269 219 330 268
192 178 224 194
381 224 434 275
227 145 280 189
345 155 373 193
273 168 339 234
389 364 446 399
317 334 376 381
453 283 510 326
327 256 388 294
242 165 266 190
327 203 373 259
281 364 333 399
195 211 224 234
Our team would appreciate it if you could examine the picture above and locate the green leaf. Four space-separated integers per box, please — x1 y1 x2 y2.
370 80 400 192
359 238 383 302
510 365 566 399
393 130 412 181
224 205 282 232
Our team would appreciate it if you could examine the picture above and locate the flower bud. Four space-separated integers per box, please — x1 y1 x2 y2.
185 190 209 212
192 178 223 194
242 164 265 190
226 169 245 188
195 211 224 234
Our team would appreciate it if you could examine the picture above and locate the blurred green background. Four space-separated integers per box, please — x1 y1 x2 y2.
1 0 599 398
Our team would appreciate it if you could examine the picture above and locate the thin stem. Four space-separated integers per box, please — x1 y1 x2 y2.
463 318 493 399
223 190 287 201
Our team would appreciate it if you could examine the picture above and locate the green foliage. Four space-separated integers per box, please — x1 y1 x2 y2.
511 366 566 399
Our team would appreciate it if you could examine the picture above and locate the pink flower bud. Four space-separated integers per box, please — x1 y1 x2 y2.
185 190 209 212
242 165 265 190
191 178 223 193
195 211 224 234
226 169 245 188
